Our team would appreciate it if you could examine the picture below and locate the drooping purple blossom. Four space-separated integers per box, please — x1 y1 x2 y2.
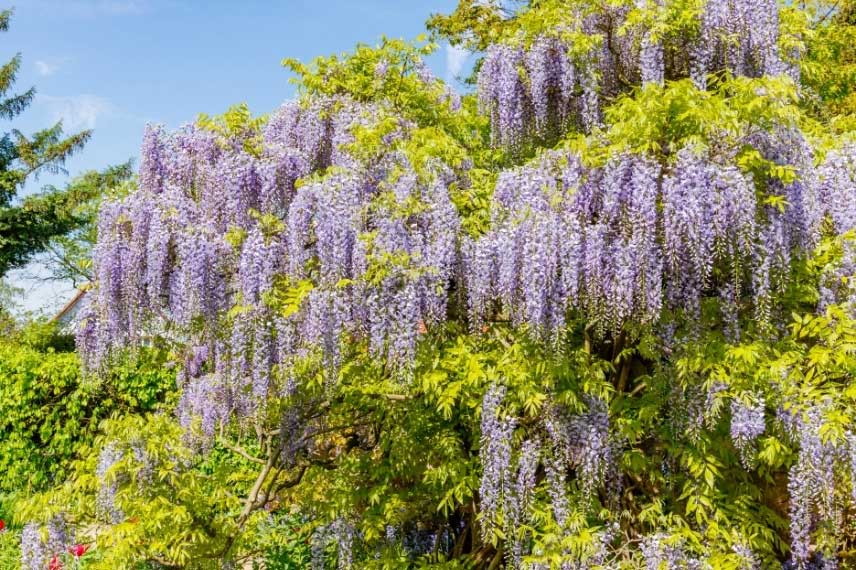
692 0 785 87
640 534 702 570
139 124 168 194
730 393 766 468
815 144 856 235
466 151 669 337
45 515 70 557
96 444 125 524
545 397 613 503
786 403 848 568
311 524 330 570
733 543 761 570
478 43 531 148
479 385 516 540
506 438 541 568
333 518 355 570
177 373 231 447
21 523 48 570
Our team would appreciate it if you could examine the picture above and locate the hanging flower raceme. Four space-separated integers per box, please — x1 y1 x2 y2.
477 388 618 567
82 93 467 446
477 0 802 150
477 33 604 149
692 0 787 88
730 393 766 467
478 385 516 541
20 516 74 570
71 3 856 566
784 402 854 569
478 43 531 148
464 146 765 338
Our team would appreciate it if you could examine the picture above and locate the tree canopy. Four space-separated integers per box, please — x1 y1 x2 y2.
11 1 856 569
0 8 92 277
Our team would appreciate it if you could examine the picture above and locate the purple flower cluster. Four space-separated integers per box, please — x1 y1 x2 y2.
545 397 614 503
21 523 47 570
83 93 465 442
311 518 356 570
662 147 756 322
21 516 75 570
507 438 541 568
311 524 329 570
477 1 797 148
97 444 126 524
640 533 702 570
332 518 355 570
45 516 70 557
692 0 785 88
544 453 569 529
130 438 154 485
814 144 856 313
478 44 531 148
477 29 610 149
85 82 856 466
478 385 516 540
730 393 766 468
815 145 856 235
786 403 850 568
177 372 231 447
636 0 665 86
639 33 664 86
477 390 618 567
733 543 761 570
464 147 763 338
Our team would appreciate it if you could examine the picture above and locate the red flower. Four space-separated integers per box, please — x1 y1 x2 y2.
0 519 5 532
49 554 62 570
68 544 89 558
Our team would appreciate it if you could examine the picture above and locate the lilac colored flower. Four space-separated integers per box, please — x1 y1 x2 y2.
374 60 388 79
332 518 355 569
252 312 274 400
478 43 531 148
692 0 785 84
479 385 516 539
139 124 167 194
177 373 231 447
636 0 665 88
239 227 285 304
45 515 70 556
640 534 701 570
97 444 125 523
787 403 848 568
733 543 761 570
544 453 569 529
730 393 766 468
21 523 48 570
311 524 329 570
544 397 613 504
506 437 541 568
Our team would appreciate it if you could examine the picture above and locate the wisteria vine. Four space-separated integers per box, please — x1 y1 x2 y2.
69 0 856 568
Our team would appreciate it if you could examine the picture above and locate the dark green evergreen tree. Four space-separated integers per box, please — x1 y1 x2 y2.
0 8 92 277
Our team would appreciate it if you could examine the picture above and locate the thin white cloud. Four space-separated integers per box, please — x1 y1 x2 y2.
445 44 469 83
36 94 114 131
35 60 60 76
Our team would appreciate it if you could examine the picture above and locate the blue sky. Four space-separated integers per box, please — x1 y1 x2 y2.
6 0 472 313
